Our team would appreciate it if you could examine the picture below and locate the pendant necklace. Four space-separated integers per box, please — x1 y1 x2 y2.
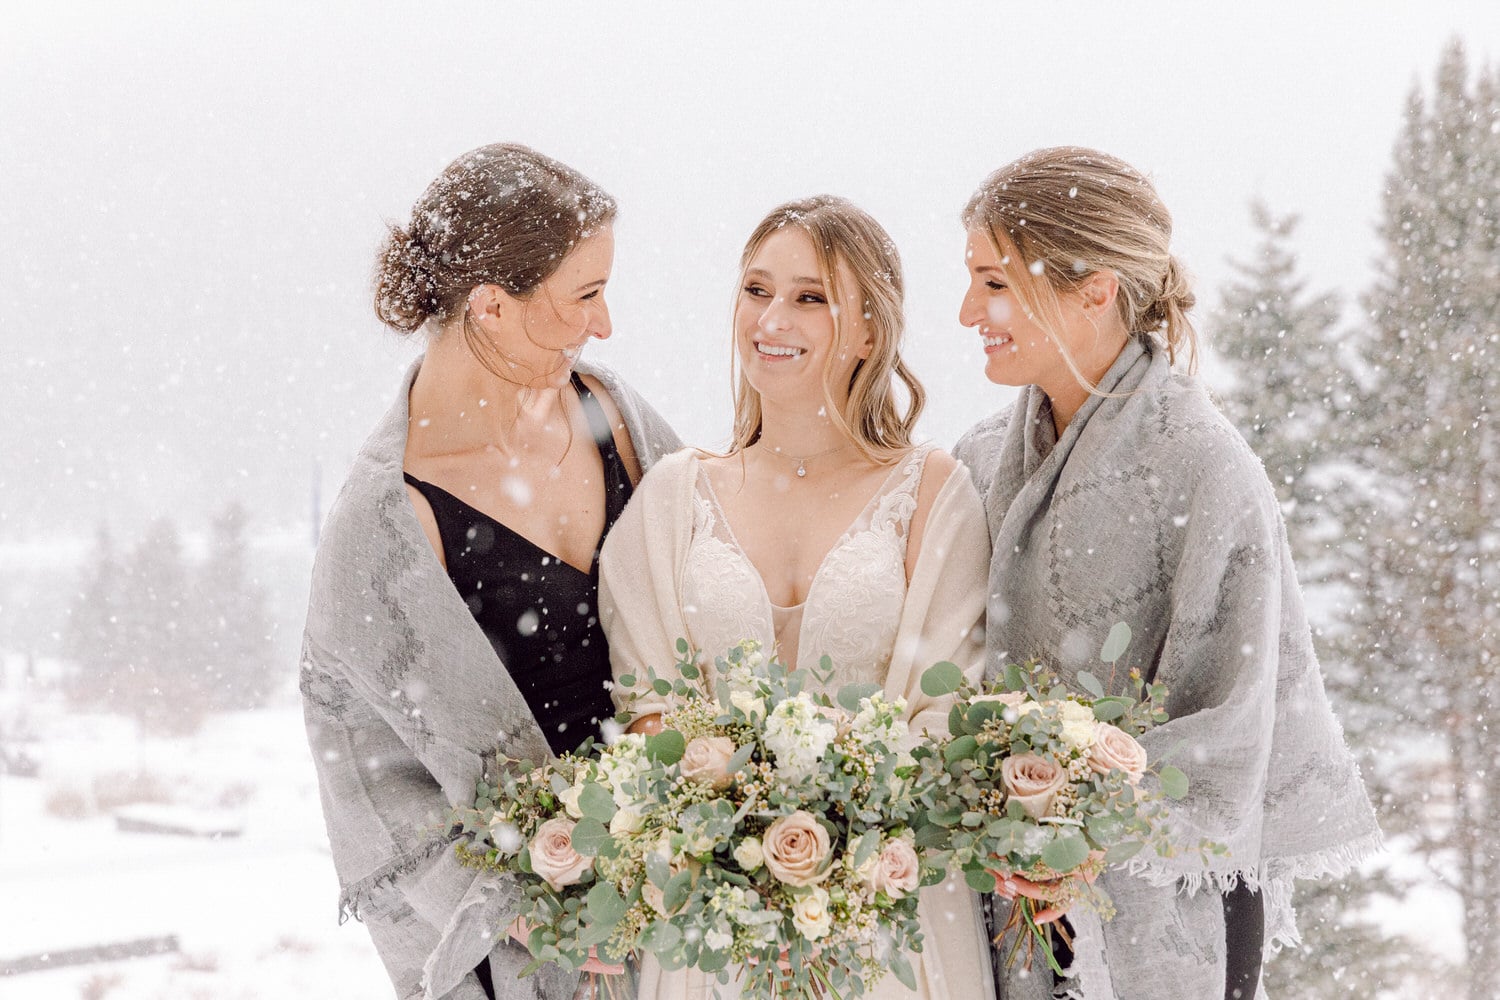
769 442 852 478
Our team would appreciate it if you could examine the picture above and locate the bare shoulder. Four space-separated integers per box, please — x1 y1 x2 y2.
905 447 960 578
579 372 644 485
403 482 446 570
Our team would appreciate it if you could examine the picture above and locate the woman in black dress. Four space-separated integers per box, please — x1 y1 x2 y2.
300 143 680 1000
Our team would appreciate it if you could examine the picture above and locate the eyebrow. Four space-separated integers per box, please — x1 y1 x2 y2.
745 267 825 286
572 278 608 293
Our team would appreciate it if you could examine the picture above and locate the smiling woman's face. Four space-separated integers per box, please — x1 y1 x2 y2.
734 227 869 407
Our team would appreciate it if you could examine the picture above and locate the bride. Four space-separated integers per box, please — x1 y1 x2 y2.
599 196 996 1000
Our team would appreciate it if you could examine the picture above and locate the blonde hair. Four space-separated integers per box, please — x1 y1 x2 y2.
729 196 924 463
961 146 1198 385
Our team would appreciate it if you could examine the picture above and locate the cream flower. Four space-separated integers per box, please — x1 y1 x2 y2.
1001 754 1069 820
791 887 833 941
1088 723 1148 781
733 837 765 871
762 811 833 886
681 735 738 789
528 817 592 891
1058 701 1099 750
866 839 921 899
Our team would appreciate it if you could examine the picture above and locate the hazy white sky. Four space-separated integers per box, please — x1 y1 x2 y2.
3 0 1498 540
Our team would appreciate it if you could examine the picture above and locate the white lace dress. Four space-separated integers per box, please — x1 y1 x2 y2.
599 447 996 1000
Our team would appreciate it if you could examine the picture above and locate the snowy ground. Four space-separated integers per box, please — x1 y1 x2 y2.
0 695 389 1000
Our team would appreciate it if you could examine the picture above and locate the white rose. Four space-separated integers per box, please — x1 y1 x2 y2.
1058 701 1098 750
733 837 765 871
791 887 833 941
730 688 766 721
610 805 646 835
558 779 586 820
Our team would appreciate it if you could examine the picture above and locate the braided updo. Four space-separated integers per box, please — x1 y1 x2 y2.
961 146 1198 372
374 143 617 334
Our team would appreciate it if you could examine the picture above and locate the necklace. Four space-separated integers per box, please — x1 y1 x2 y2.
764 442 852 478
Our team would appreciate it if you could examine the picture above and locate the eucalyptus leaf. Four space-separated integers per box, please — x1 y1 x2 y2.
920 661 964 697
1041 833 1090 872
964 867 998 893
943 734 978 765
1100 621 1133 663
578 782 617 824
837 681 884 713
676 637 690 654
646 729 686 766
724 742 754 778
890 953 918 991
570 817 612 857
586 881 627 926
1092 699 1128 722
1104 840 1145 863
1159 765 1189 800
663 868 694 913
652 678 673 696
1076 670 1105 698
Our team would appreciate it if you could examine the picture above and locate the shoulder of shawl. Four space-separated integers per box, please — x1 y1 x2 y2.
953 401 1017 501
1149 375 1281 534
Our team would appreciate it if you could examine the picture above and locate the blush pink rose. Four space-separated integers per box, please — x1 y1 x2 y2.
762 810 833 886
681 735 738 789
869 839 921 899
528 817 593 891
1087 723 1148 782
1001 754 1068 820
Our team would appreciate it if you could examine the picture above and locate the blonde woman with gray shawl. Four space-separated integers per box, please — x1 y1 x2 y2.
300 144 680 1000
600 197 997 1000
951 147 1381 1000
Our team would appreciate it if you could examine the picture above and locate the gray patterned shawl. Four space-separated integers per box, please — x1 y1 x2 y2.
300 357 681 1000
953 339 1381 1000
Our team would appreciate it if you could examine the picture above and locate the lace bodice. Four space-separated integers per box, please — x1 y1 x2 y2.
680 446 934 688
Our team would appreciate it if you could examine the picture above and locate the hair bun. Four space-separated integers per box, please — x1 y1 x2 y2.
374 223 441 334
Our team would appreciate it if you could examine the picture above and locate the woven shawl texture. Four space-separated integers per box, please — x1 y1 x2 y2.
953 339 1381 1000
300 358 681 1000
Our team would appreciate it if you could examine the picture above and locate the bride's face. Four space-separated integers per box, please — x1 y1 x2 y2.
735 228 870 408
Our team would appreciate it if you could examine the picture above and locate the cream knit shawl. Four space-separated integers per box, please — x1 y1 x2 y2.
300 358 680 1000
954 339 1381 1000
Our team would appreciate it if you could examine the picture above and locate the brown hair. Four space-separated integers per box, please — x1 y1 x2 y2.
729 196 924 464
373 143 617 347
962 146 1198 381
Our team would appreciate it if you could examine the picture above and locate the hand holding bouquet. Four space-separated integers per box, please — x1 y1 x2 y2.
910 623 1207 973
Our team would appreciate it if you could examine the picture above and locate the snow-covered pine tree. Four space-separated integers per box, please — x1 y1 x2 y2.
194 502 274 709
1356 41 1500 998
62 522 127 704
116 517 204 734
1211 204 1429 998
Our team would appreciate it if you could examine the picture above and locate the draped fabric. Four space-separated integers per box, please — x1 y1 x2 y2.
954 339 1381 1000
300 358 680 1000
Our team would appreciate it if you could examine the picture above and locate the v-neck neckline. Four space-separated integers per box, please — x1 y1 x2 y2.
692 450 920 613
404 475 600 577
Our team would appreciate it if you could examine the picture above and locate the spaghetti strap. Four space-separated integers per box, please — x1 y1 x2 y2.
570 372 633 531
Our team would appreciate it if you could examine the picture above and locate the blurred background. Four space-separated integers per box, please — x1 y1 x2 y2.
2 2 1497 996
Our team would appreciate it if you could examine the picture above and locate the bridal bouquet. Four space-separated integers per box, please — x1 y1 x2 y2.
451 640 938 998
910 623 1199 973
616 639 940 998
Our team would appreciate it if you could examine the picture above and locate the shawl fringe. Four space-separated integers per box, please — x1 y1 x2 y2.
337 831 462 925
